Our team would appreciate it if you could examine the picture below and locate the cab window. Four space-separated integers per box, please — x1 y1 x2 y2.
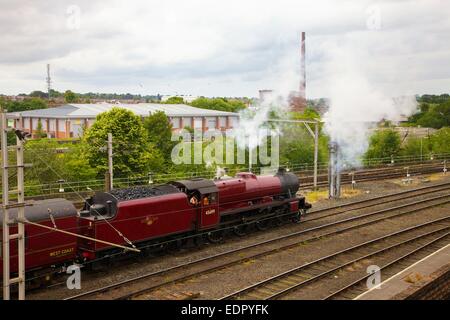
203 193 217 205
189 192 200 206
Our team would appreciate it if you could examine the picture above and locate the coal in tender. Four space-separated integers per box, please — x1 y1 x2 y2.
109 184 179 201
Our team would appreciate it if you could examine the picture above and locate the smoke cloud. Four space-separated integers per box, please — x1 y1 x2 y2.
232 46 303 162
322 40 418 168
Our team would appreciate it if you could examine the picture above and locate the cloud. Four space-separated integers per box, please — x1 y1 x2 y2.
0 0 449 97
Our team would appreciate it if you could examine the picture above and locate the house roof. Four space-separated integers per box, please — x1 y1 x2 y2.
8 103 239 119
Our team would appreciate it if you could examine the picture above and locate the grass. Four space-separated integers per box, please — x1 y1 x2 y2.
305 188 362 203
427 172 448 181
391 172 447 187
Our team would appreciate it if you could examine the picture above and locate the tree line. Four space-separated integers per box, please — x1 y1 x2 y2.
1 90 249 114
0 105 448 196
365 127 450 163
406 94 450 129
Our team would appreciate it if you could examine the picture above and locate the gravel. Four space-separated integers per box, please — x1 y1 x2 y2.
27 173 450 300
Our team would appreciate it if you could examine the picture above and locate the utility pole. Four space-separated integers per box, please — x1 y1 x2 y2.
267 119 320 190
107 133 113 191
420 138 423 162
328 142 341 199
248 134 252 173
313 121 319 190
1 111 9 300
1 110 27 300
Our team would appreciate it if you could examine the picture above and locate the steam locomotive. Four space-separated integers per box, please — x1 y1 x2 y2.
0 168 310 278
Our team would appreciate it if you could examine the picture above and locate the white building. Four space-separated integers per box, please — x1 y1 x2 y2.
8 103 240 139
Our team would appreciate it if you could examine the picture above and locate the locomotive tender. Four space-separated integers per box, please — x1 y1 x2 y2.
1 168 310 276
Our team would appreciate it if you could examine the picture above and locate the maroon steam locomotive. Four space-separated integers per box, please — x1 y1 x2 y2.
1 168 310 277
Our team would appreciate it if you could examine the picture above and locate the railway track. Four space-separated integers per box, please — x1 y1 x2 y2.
11 161 447 208
301 161 446 188
220 217 450 300
29 180 450 294
305 181 450 222
65 182 450 300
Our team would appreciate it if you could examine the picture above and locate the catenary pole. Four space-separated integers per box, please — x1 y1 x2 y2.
107 133 113 191
1 111 11 300
267 119 320 189
1 111 27 299
313 121 319 190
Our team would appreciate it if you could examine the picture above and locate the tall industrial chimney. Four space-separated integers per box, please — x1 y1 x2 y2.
299 31 306 99
46 64 52 99
289 32 307 112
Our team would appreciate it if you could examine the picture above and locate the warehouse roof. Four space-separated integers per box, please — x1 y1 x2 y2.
8 103 239 119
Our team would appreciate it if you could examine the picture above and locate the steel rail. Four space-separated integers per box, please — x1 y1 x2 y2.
66 189 450 300
323 233 450 300
220 217 450 300
28 182 450 287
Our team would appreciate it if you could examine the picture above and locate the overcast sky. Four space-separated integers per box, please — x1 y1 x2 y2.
0 0 449 98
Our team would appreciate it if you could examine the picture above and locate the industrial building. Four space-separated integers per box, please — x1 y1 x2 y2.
8 103 240 139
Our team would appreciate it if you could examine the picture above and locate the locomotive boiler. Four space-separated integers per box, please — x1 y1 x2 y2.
77 168 310 259
1 169 311 276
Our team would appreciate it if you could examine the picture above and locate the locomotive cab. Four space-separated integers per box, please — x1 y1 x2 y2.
170 179 220 231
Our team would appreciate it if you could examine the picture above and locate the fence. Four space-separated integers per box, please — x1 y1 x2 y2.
1 152 448 200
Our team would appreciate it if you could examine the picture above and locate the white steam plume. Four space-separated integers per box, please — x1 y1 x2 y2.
322 41 418 168
233 48 302 153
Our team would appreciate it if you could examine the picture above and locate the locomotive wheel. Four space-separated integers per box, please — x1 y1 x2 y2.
207 230 224 243
275 215 288 226
167 239 184 252
193 235 205 247
292 210 302 223
255 218 270 231
233 225 247 237
153 241 169 253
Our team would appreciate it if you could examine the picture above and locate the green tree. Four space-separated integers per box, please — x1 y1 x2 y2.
418 102 450 129
227 99 247 112
64 90 78 103
29 90 47 98
19 140 98 194
81 107 164 177
365 129 402 161
63 144 98 182
24 139 65 185
142 111 175 162
35 119 47 139
429 127 450 154
400 137 431 158
0 97 48 113
191 97 245 112
165 96 184 104
408 100 450 129
418 94 450 104
279 124 327 167
49 89 62 98
290 107 321 121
